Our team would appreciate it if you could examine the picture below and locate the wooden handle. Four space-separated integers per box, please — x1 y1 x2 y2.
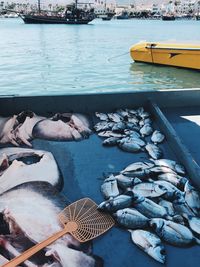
2 228 68 267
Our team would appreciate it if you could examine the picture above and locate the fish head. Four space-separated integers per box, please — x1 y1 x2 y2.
149 219 165 233
148 245 166 264
131 192 143 203
97 200 112 211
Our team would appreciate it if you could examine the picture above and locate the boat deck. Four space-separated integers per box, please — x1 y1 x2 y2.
163 106 200 166
0 90 200 266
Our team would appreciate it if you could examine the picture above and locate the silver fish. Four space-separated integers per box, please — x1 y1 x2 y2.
125 123 140 132
115 174 142 190
102 136 120 146
154 180 183 200
101 175 119 199
114 208 148 229
95 112 108 121
127 109 138 115
127 116 139 125
121 162 154 175
137 107 150 119
132 194 168 218
158 173 187 189
132 183 167 198
98 194 133 212
98 131 124 138
173 195 196 217
151 130 165 144
145 143 163 160
116 109 129 118
183 214 200 236
94 121 114 132
140 124 153 137
112 122 126 133
129 230 166 264
124 130 141 139
118 140 142 153
153 159 186 175
184 181 200 216
149 166 176 175
159 200 175 216
107 113 122 122
139 118 152 127
150 218 198 247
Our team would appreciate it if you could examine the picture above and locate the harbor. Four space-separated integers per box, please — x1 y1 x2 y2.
0 0 200 267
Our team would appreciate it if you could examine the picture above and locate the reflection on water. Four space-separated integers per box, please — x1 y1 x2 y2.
0 18 200 96
129 62 200 90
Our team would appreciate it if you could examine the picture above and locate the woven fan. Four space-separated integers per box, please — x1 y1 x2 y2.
3 198 115 267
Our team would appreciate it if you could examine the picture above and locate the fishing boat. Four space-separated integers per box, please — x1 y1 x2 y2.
162 14 175 21
18 0 95 24
101 0 115 21
130 42 200 70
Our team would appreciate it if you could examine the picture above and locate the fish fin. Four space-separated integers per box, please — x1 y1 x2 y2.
20 136 32 147
10 138 19 147
195 237 200 245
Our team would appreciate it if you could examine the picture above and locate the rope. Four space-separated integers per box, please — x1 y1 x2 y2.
107 51 130 62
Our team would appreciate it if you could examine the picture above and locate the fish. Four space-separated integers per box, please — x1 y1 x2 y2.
116 109 129 118
184 181 200 216
114 208 148 229
101 175 119 199
149 166 176 175
137 108 150 119
132 182 167 198
125 123 140 132
107 113 122 122
46 244 96 267
158 173 187 190
118 140 142 153
132 194 169 218
69 113 91 138
183 214 200 236
127 116 139 125
151 130 165 144
0 115 19 146
140 124 153 137
159 200 175 216
0 153 9 175
153 159 186 175
129 230 166 264
124 130 141 139
33 119 81 141
13 112 45 147
139 118 152 127
150 218 199 247
94 121 114 132
173 196 196 217
95 112 108 121
115 174 142 190
145 143 163 160
98 131 124 138
102 136 120 146
154 180 183 200
121 162 154 176
112 122 126 133
0 183 81 250
0 147 61 194
98 194 133 212
119 137 145 147
127 109 138 115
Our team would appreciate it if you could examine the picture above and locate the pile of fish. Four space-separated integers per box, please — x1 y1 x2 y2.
98 159 200 264
0 148 100 267
95 107 165 159
0 111 91 147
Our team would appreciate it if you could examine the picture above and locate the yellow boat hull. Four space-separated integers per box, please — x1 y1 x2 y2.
130 42 200 70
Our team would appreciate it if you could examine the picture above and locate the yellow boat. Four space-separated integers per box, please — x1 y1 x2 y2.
130 42 200 70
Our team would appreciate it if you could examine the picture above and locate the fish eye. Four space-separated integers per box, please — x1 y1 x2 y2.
151 222 157 230
160 248 166 255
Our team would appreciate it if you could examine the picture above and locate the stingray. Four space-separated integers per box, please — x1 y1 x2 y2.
33 113 91 141
0 147 62 194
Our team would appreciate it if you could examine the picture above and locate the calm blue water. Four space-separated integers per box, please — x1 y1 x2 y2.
0 18 200 96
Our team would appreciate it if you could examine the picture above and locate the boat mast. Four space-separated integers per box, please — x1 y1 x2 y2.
38 0 41 13
75 0 78 9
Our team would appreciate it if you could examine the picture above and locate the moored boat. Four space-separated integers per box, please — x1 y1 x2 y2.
162 14 175 21
130 42 200 70
17 0 95 24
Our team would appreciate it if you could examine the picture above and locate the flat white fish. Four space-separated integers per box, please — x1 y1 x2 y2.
183 214 200 235
114 208 148 229
98 194 133 212
151 130 165 144
129 229 166 264
95 112 108 121
132 182 167 198
145 143 163 160
101 175 119 199
0 147 61 194
153 159 186 175
159 200 175 216
150 218 198 247
158 173 187 189
184 181 200 216
140 124 153 137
